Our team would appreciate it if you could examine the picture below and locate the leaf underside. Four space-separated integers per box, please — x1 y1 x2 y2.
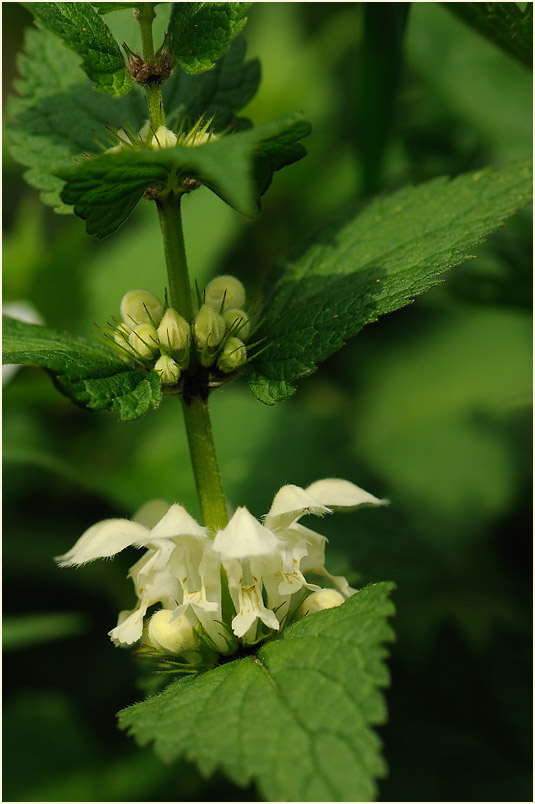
248 158 533 404
58 114 311 238
118 582 395 802
2 316 161 422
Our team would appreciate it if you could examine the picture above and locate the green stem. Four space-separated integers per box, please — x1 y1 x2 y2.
182 397 229 532
157 193 194 320
157 192 228 532
136 3 165 130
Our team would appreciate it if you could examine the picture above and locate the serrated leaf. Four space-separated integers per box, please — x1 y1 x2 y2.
248 158 533 404
119 582 395 802
2 316 161 422
7 25 146 212
167 2 251 75
163 35 261 132
22 2 132 95
447 2 533 68
58 114 310 238
252 118 312 200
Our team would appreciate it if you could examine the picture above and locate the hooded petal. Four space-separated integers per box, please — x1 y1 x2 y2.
55 519 150 567
149 503 206 542
132 499 171 528
213 507 281 559
305 478 388 510
264 484 330 532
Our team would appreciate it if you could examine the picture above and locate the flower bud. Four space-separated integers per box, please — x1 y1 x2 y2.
151 125 178 149
148 609 199 654
120 289 164 328
113 322 136 356
157 308 190 364
204 275 246 312
128 323 159 360
222 308 250 340
193 304 226 352
217 337 247 373
295 589 345 619
154 354 181 385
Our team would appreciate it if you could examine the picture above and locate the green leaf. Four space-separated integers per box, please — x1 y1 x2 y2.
446 2 533 68
248 158 533 404
58 114 310 238
119 582 395 802
2 316 161 422
92 2 156 14
167 2 251 74
7 25 146 212
22 2 132 95
163 35 261 132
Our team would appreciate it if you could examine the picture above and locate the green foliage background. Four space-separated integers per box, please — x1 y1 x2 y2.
3 3 532 801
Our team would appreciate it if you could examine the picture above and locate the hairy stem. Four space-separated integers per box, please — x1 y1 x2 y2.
157 192 228 532
136 3 165 130
182 396 229 532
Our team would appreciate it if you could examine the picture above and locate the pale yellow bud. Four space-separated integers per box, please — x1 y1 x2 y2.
154 354 181 385
157 308 190 364
217 337 247 373
295 589 345 620
120 289 164 328
138 120 151 142
194 304 226 351
191 130 219 146
113 322 133 348
204 275 246 312
222 308 250 340
151 125 178 149
148 609 199 654
128 323 159 360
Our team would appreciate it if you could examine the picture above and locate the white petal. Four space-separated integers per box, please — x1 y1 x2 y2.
264 484 330 531
132 499 171 528
305 478 388 510
108 602 148 646
231 584 280 638
149 503 206 541
56 519 150 567
213 507 280 559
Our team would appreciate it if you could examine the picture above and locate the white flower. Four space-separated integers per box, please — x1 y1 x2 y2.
56 478 386 653
213 478 387 641
56 503 223 649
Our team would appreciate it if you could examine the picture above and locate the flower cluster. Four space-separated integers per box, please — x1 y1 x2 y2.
56 479 386 661
107 118 218 155
109 275 252 387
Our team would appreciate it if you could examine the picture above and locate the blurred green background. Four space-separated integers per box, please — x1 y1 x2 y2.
3 3 532 801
